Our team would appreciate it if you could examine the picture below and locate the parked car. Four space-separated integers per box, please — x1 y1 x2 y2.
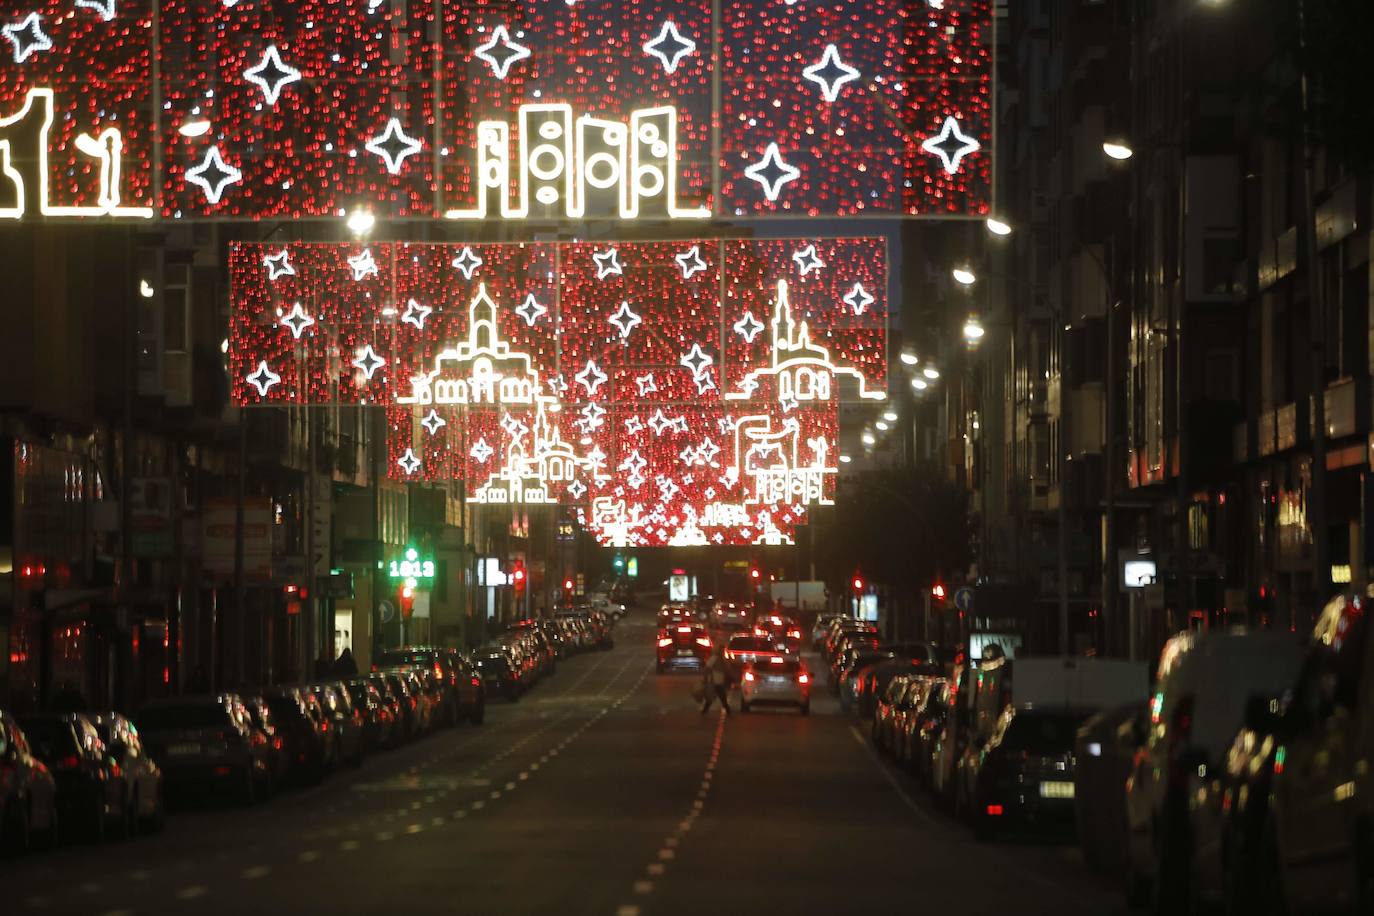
473 647 523 700
367 674 413 744
240 697 287 793
871 674 917 754
345 678 396 750
739 656 811 714
1073 702 1147 877
21 712 131 839
1223 592 1373 915
899 676 949 781
443 650 486 726
308 682 365 764
137 694 274 805
1123 629 1304 910
89 712 165 832
658 624 713 673
811 613 844 649
265 686 337 780
0 710 59 853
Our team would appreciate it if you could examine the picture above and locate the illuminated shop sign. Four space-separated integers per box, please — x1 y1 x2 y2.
388 547 435 581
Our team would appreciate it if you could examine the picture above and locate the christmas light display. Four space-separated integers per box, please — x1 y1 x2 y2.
0 0 990 219
229 237 887 545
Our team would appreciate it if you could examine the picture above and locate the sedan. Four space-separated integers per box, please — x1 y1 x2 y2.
0 710 59 852
89 712 165 832
136 695 273 806
20 713 130 841
658 624 713 673
740 657 811 714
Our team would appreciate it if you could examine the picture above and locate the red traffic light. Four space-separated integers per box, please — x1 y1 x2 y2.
931 583 947 601
563 578 574 592
398 582 416 618
749 567 761 580
851 576 864 593
512 561 527 592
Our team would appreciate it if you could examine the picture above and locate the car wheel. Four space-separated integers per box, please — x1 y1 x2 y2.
42 796 60 849
507 687 520 702
144 786 165 834
89 792 106 844
656 662 665 674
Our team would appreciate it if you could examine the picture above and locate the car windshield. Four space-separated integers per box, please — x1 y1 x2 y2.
265 696 304 718
999 713 1085 755
137 704 229 730
754 659 802 674
729 637 774 651
19 720 78 758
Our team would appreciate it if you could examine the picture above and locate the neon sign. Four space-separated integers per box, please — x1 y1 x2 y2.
389 548 435 581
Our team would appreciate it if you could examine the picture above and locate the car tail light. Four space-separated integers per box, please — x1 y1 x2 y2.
658 637 673 648
695 637 712 648
677 626 692 633
435 663 444 678
57 754 81 770
787 628 801 639
798 673 810 685
471 677 481 687
743 671 755 682
214 766 232 776
273 736 284 750
986 805 1004 816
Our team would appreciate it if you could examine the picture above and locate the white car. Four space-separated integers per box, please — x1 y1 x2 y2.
740 656 811 715
587 594 626 620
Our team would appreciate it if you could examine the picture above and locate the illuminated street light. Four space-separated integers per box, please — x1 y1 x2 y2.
346 209 376 236
963 319 986 343
922 367 940 380
952 267 977 286
900 351 919 366
911 378 929 391
882 410 898 422
986 217 1012 237
1102 140 1134 161
876 420 890 431
839 454 851 464
861 432 876 446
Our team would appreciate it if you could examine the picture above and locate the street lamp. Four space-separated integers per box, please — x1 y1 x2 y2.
1102 140 1134 161
922 367 941 380
346 209 376 236
985 217 1012 237
882 410 898 422
952 267 977 286
839 454 852 464
963 318 986 343
876 420 890 432
861 432 876 446
910 378 929 391
900 351 919 367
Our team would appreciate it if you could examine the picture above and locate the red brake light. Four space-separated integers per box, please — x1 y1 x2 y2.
798 673 810 685
471 677 480 687
695 637 712 648
57 754 81 770
677 626 692 633
743 671 755 682
986 805 1004 816
658 637 673 648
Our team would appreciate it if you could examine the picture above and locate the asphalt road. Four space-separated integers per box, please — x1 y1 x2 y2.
4 617 1125 915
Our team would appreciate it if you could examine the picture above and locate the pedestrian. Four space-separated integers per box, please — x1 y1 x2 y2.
700 647 732 715
335 646 358 677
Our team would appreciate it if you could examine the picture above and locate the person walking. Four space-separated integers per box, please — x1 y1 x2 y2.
700 646 732 715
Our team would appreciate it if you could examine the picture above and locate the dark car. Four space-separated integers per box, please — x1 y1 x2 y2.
263 687 336 782
723 634 783 673
658 624 712 673
309 682 365 764
89 711 165 832
0 710 59 853
240 697 288 793
444 650 486 726
136 695 273 805
962 707 1090 841
1073 702 1147 877
21 712 131 840
367 674 412 744
345 679 396 750
473 648 522 700
376 646 467 726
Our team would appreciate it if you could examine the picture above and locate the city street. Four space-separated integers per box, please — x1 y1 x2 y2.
2 619 1120 916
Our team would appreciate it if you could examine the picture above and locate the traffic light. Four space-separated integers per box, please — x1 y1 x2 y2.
851 574 865 594
613 554 626 574
512 561 527 594
931 582 947 601
398 581 416 619
563 577 575 594
749 566 761 582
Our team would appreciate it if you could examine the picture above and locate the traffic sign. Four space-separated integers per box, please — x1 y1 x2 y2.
953 586 975 613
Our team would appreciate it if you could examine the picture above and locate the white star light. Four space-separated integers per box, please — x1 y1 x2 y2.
575 360 608 396
280 302 315 339
348 249 379 281
474 25 531 80
263 249 296 281
634 373 657 397
921 116 982 175
592 247 623 280
643 21 697 74
675 245 708 280
75 0 117 22
185 146 242 205
245 361 281 397
470 438 494 463
743 143 801 202
792 244 825 276
421 410 447 436
577 402 606 432
365 117 423 174
624 416 645 435
243 45 302 107
679 343 713 379
515 294 547 327
2 13 52 64
397 449 422 476
694 372 716 395
733 311 765 344
648 410 675 436
608 301 642 341
843 282 875 315
401 298 432 329
451 246 483 279
619 450 648 485
698 438 721 464
567 479 587 500
351 344 386 381
501 412 528 440
803 44 860 103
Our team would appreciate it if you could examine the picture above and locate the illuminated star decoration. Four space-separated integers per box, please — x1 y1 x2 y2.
567 480 587 500
245 361 281 397
619 450 648 487
575 360 608 396
401 298 432 329
474 25 531 80
643 21 697 74
679 343 713 379
792 244 825 276
365 117 423 174
280 302 315 339
185 146 243 205
802 44 860 103
648 409 675 436
397 449 421 476
635 373 657 397
675 245 708 280
347 249 379 281
451 247 483 279
921 116 982 175
733 311 765 344
2 13 52 64
843 282 875 315
351 344 386 381
470 438 494 463
515 294 548 327
694 372 716 395
624 415 645 435
74 0 117 22
421 410 447 436
577 402 606 432
243 45 302 107
592 247 623 280
608 301 642 341
743 143 800 202
262 249 296 281
500 412 528 440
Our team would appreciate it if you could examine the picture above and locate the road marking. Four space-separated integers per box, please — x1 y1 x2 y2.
298 850 320 862
340 840 360 851
242 866 271 880
849 725 936 826
177 886 207 900
615 906 641 916
647 863 665 876
634 881 654 895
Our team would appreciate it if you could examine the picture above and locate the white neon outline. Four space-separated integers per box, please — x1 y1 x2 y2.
802 44 860 103
743 143 800 202
624 415 644 435
608 301 642 341
634 373 657 397
648 409 677 436
397 448 422 476
421 410 447 436
921 116 981 175
243 45 302 107
515 293 547 327
451 246 483 279
843 282 875 315
675 244 708 280
733 311 765 344
474 25 531 80
185 146 243 206
500 412 528 440
577 402 606 432
567 479 587 500
351 344 386 381
694 372 716 395
470 438 494 463
618 450 648 487
347 248 379 281
574 359 607 396
592 247 622 280
365 117 423 174
679 343 713 379
401 298 432 329
643 21 696 74
75 0 117 22
245 361 281 397
280 302 315 339
792 244 825 276
2 13 51 64
263 249 295 281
